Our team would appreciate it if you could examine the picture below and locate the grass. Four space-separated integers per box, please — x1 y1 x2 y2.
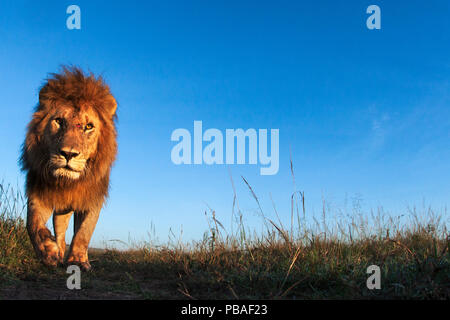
0 179 449 300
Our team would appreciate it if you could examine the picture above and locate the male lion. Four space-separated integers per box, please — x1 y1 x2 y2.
20 66 118 271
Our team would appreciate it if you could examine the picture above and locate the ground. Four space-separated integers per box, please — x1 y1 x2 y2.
1 189 449 300
1 235 449 300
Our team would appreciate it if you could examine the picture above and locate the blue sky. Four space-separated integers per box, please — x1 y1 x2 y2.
0 1 449 248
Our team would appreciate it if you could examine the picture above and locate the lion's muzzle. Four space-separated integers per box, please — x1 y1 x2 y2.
50 147 87 179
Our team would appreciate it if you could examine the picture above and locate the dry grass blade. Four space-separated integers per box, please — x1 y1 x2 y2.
277 244 302 297
177 280 197 300
267 218 291 248
241 176 270 232
279 277 308 298
228 284 239 299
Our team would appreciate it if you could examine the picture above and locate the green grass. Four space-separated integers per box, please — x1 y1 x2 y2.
0 180 449 300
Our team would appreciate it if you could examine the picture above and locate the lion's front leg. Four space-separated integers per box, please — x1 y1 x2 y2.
26 197 60 267
53 210 73 263
66 208 100 271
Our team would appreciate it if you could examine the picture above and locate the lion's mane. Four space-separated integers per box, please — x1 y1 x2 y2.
20 66 118 212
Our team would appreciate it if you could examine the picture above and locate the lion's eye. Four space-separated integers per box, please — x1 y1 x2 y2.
85 123 94 131
54 118 64 126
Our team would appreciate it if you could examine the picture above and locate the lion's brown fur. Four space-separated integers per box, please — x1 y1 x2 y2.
21 66 118 212
21 66 118 269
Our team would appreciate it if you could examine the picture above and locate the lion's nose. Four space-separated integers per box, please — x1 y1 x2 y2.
60 149 80 161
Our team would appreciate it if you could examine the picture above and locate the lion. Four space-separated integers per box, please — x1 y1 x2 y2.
20 66 118 271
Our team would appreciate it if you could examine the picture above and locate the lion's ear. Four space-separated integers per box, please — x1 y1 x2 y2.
106 95 117 117
38 84 49 110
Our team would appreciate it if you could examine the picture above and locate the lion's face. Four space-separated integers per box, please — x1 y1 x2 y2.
44 105 102 180
22 66 117 191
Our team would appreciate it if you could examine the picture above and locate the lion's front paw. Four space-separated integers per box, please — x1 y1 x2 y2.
66 259 92 272
38 229 60 267
40 242 60 267
66 252 92 272
78 261 91 272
